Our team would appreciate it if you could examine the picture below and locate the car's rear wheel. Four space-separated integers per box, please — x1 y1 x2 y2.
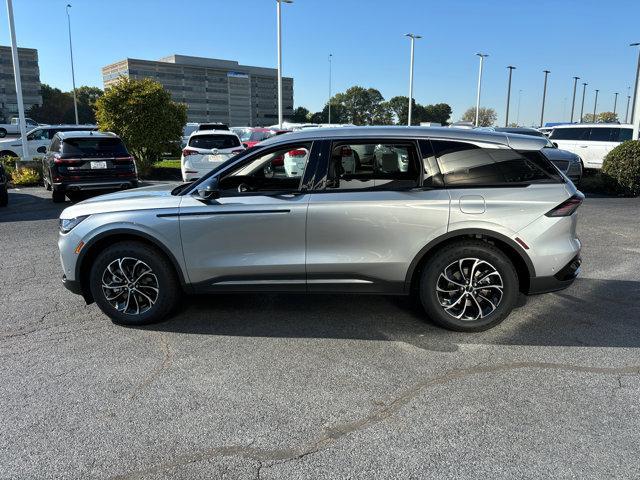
0 186 8 207
419 240 518 332
0 129 6 138
89 241 179 326
52 189 66 203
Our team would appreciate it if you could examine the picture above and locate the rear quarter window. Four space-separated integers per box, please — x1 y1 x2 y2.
189 135 241 149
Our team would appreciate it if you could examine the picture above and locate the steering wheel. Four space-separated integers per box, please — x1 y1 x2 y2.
237 182 253 193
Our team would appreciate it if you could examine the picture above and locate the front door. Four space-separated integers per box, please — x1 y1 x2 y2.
179 140 317 291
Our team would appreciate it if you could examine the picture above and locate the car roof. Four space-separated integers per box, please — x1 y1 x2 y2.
257 126 548 151
57 130 118 139
35 124 97 129
552 123 632 129
190 130 238 137
494 127 544 135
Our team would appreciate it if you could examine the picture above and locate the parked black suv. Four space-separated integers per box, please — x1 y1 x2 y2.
0 162 8 207
41 131 138 202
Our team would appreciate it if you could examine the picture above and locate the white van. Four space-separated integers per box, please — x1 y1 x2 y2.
549 124 633 169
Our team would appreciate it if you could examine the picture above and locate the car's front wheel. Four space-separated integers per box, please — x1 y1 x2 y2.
419 240 518 332
89 241 179 326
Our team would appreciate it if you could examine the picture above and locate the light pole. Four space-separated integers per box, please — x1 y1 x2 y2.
570 76 579 123
504 65 515 127
593 89 599 121
625 86 631 123
516 89 522 126
328 53 332 124
579 82 587 123
540 70 550 127
66 4 78 125
405 33 422 126
630 43 640 125
5 0 28 166
276 0 292 129
613 92 619 117
475 53 488 127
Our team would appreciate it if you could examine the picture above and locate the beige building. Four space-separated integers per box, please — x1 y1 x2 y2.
102 54 293 126
0 46 42 122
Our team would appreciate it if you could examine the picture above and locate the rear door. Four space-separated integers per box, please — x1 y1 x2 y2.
582 127 617 169
305 138 450 293
550 127 589 161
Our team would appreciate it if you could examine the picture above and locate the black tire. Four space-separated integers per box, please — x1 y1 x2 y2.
0 187 7 207
52 189 66 203
0 129 6 138
419 240 518 332
89 241 179 326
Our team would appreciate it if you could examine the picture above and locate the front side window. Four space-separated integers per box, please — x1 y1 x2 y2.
325 141 420 191
218 142 312 193
550 127 590 141
189 134 241 150
27 129 48 141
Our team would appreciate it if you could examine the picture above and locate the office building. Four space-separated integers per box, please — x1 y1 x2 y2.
102 54 293 126
0 46 42 122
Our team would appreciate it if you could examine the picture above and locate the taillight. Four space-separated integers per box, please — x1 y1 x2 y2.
545 193 584 217
113 155 134 164
288 149 307 157
53 157 82 165
182 148 200 157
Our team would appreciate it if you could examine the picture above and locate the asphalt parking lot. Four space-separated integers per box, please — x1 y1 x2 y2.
1 185 640 479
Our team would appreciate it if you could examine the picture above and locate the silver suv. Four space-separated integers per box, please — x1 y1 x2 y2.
58 127 582 332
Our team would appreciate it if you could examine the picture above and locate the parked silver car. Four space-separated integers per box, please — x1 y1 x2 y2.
58 127 583 332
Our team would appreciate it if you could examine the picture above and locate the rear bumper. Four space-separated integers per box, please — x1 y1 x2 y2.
528 255 581 294
54 179 138 192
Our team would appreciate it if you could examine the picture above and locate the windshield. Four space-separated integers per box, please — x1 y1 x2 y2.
247 131 274 142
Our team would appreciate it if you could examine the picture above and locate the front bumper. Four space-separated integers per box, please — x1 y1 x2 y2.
528 255 581 294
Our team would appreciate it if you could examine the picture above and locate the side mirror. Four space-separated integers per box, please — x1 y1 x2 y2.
36 146 47 154
196 178 220 201
552 142 559 148
242 143 249 148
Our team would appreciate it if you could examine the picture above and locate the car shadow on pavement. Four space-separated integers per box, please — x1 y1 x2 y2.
144 277 640 350
0 190 68 222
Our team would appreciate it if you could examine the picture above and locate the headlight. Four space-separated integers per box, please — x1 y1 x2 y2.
59 215 89 234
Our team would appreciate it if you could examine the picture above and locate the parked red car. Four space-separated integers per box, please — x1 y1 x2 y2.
238 127 291 148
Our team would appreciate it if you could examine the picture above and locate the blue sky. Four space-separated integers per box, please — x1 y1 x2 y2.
2 0 639 126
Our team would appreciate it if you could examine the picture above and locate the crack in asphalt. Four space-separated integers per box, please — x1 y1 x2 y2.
129 333 173 399
109 361 640 479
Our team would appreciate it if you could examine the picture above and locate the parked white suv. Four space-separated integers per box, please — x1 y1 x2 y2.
181 130 244 181
549 124 633 169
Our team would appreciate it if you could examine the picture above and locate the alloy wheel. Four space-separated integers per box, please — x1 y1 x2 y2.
436 258 503 321
101 257 159 315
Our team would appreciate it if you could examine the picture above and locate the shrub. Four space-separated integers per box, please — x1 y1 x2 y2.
11 167 41 186
602 140 640 196
0 156 16 177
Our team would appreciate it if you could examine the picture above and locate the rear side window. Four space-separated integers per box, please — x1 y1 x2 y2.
550 128 590 141
62 137 128 156
189 134 240 149
431 140 561 186
588 128 617 142
619 128 633 142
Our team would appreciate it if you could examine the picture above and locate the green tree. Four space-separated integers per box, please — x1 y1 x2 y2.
331 86 392 125
387 95 413 125
27 84 73 124
74 86 103 124
289 106 310 123
95 78 187 175
582 111 618 123
421 103 452 125
461 106 497 127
